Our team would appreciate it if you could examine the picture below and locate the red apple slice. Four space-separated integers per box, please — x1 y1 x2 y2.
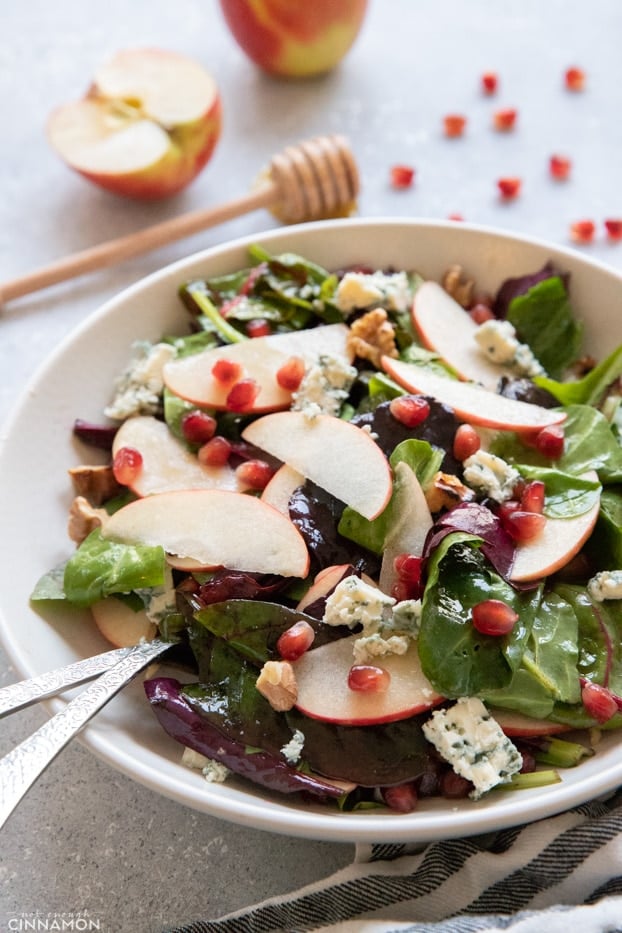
242 411 392 520
91 596 156 648
260 463 305 514
413 281 511 388
47 48 222 200
296 564 353 613
103 489 309 577
163 323 352 412
488 707 570 737
510 473 600 582
112 415 242 496
293 635 443 725
382 357 566 433
379 462 433 594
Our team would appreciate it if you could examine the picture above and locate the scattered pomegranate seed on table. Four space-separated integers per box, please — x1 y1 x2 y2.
604 219 622 241
348 664 391 693
493 107 517 131
277 620 315 661
390 164 415 189
447 213 464 221
443 114 467 138
112 446 143 485
565 66 586 91
497 177 522 200
389 395 431 427
549 154 572 180
570 220 596 244
481 71 498 95
471 599 519 636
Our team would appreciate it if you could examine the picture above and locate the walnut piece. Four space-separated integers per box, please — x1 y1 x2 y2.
442 264 474 308
68 464 121 506
347 307 398 368
68 496 109 544
425 471 476 514
256 660 298 711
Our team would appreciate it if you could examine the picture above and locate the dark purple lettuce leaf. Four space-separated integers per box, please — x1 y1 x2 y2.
197 571 289 606
144 677 343 799
423 501 515 582
497 376 559 408
73 419 118 450
493 261 569 319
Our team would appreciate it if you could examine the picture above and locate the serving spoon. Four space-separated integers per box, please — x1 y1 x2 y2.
0 134 359 306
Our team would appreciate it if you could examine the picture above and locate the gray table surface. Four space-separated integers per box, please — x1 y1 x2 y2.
2 1 622 930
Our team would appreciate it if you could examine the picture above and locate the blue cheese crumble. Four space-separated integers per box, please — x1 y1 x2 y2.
422 697 523 799
587 570 622 602
462 450 520 503
281 729 305 765
323 575 422 663
474 320 545 378
334 271 412 317
104 341 175 420
291 353 357 419
181 747 230 784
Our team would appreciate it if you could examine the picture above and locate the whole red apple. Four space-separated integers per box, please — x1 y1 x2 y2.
47 49 222 200
219 0 368 78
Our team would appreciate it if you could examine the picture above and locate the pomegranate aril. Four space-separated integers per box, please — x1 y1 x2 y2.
472 599 519 636
481 71 498 95
503 510 546 543
497 499 521 523
469 302 495 324
390 165 415 189
549 154 572 181
211 358 243 384
565 66 585 91
390 580 412 601
181 410 217 445
604 219 622 241
381 782 418 813
198 436 232 467
112 446 143 485
440 769 472 799
453 424 481 461
443 114 467 138
276 355 306 391
394 553 423 583
493 107 517 131
235 458 275 490
520 480 545 514
535 424 565 459
73 419 118 450
581 682 618 724
226 378 260 412
246 318 271 338
277 620 315 661
570 220 595 244
497 177 522 200
348 664 391 693
389 395 431 427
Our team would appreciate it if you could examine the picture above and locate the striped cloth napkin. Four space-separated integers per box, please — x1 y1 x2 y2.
165 789 622 933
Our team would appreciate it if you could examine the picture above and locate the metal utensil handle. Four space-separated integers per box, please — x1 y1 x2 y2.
0 639 169 830
0 645 135 717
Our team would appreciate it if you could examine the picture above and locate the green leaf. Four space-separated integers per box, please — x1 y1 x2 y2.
507 276 583 379
517 465 601 517
31 563 67 601
63 529 165 608
180 282 248 344
584 486 622 569
534 343 622 407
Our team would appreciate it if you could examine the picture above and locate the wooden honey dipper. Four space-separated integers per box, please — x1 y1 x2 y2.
1 134 359 305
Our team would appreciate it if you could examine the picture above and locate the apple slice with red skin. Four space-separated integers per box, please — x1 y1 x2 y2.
102 488 309 577
91 596 156 648
382 356 566 434
293 635 443 725
260 463 305 514
243 411 392 521
379 462 433 595
164 323 352 413
509 473 601 582
47 48 222 200
489 707 571 737
412 281 511 389
112 415 243 496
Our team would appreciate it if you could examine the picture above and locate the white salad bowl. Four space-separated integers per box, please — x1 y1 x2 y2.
1 217 621 843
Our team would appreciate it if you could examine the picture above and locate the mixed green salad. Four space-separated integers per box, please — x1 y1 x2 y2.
32 245 622 812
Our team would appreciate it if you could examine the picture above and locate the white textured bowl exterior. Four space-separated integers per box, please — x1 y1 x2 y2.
1 218 621 843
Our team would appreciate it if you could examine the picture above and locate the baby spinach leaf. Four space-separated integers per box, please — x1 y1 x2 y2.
534 343 622 407
507 276 583 379
517 465 601 517
585 486 622 569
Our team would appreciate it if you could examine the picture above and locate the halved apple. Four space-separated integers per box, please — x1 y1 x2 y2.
91 596 156 648
382 357 566 434
293 635 443 725
510 474 601 582
163 323 352 413
378 462 433 594
260 463 305 514
412 281 511 389
489 707 570 737
112 415 242 496
242 411 392 520
102 488 309 577
47 48 222 200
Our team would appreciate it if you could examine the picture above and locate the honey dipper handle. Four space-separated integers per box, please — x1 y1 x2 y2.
0 182 277 304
